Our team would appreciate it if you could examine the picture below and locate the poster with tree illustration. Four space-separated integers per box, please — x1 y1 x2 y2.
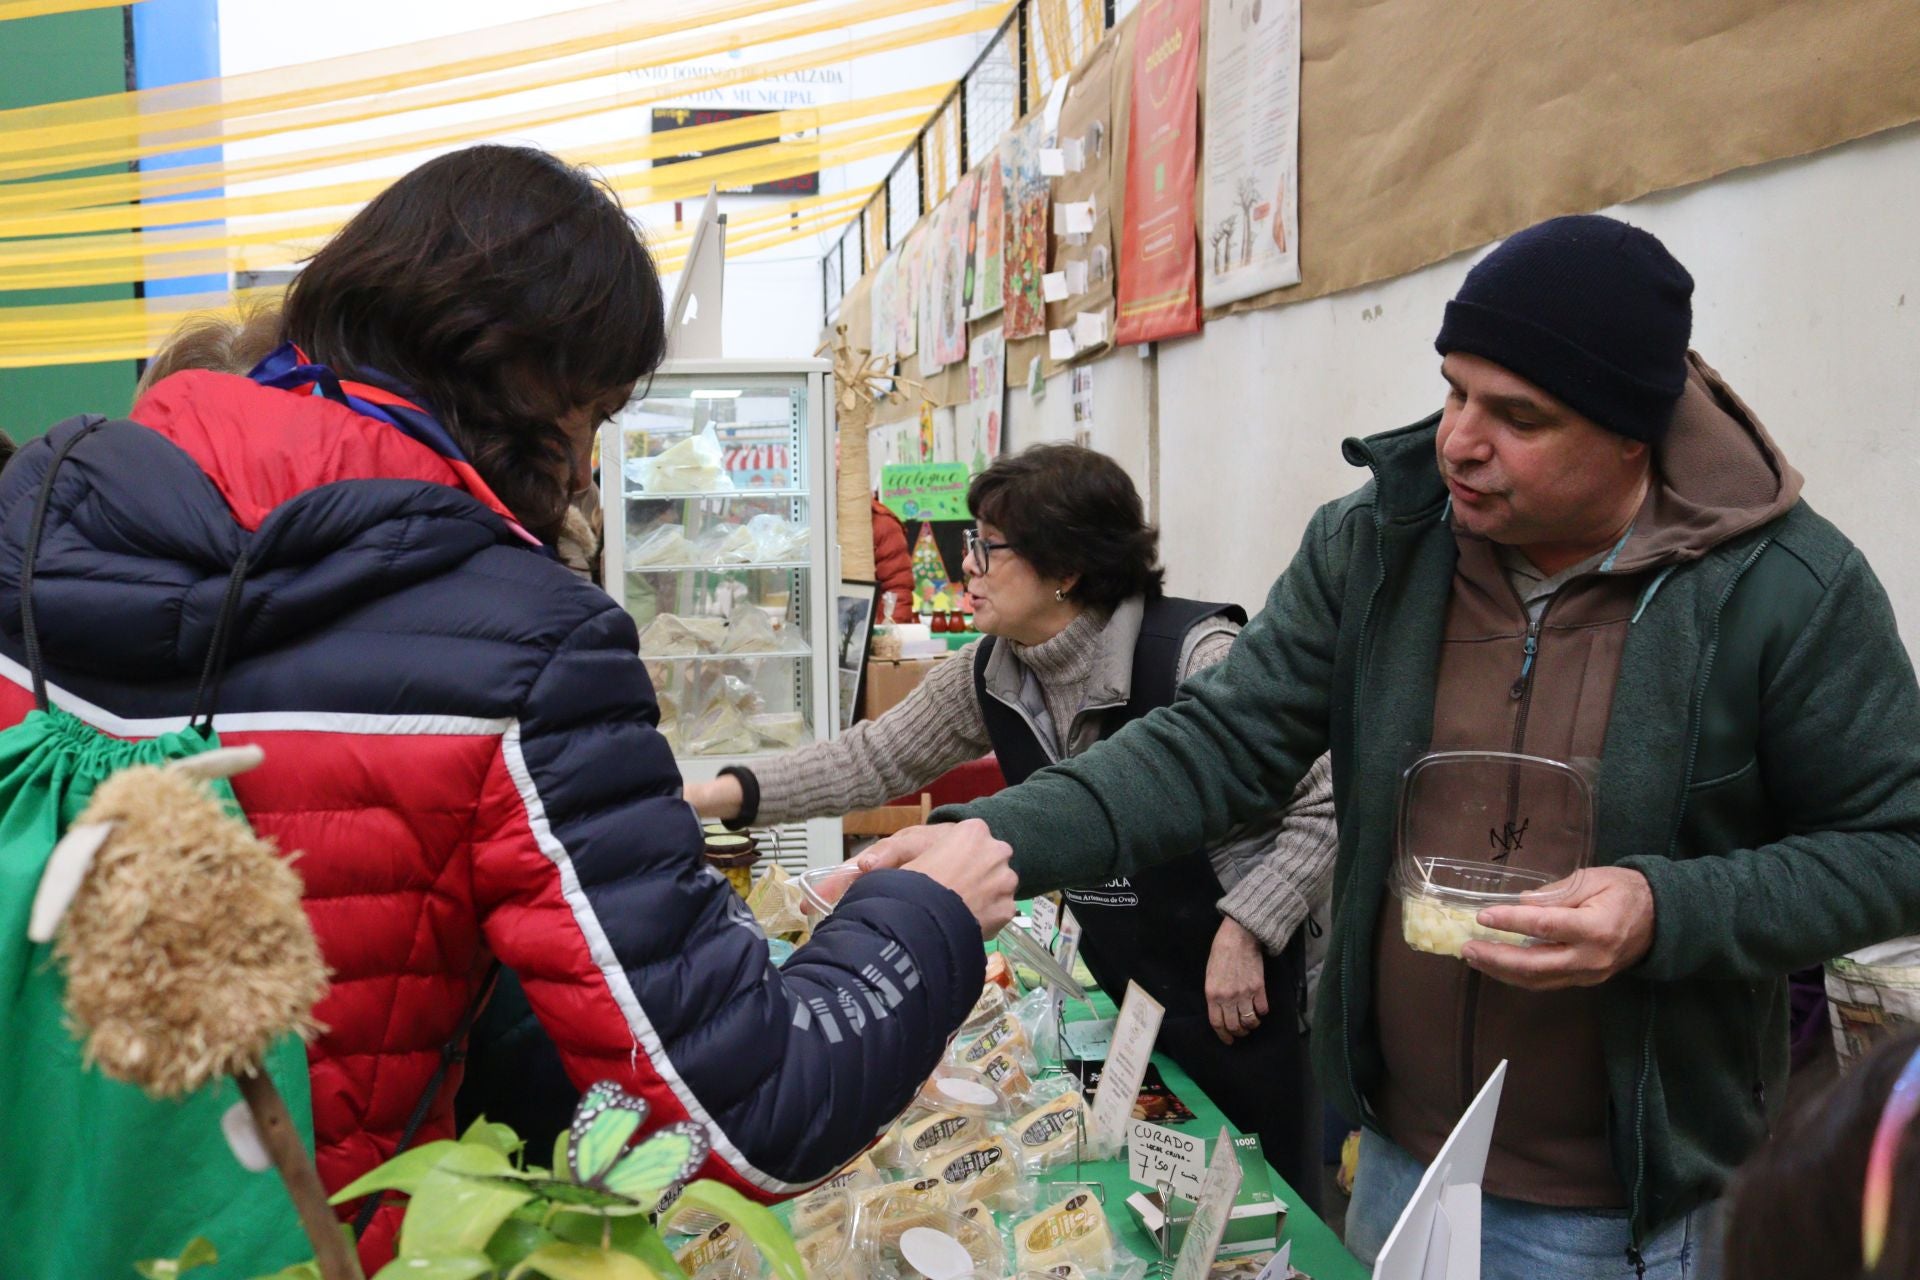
1200 0 1302 306
910 522 951 604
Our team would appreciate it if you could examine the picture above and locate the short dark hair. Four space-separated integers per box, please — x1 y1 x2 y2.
284 145 666 541
967 443 1164 610
1724 1030 1920 1280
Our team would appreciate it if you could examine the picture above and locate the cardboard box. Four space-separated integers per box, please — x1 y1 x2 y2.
1125 1135 1288 1255
860 655 951 720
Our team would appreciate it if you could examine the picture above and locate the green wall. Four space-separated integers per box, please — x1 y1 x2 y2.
0 9 139 442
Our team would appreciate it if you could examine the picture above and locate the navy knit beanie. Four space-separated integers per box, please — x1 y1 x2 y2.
1434 214 1694 443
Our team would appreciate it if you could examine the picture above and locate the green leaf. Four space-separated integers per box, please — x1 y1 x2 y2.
505 1243 656 1280
370 1253 494 1280
664 1182 805 1280
462 1172 637 1210
135 1236 220 1278
551 1130 571 1179
601 1123 707 1212
329 1141 462 1205
399 1144 535 1259
248 1263 321 1280
548 1212 677 1272
462 1115 525 1159
486 1217 559 1271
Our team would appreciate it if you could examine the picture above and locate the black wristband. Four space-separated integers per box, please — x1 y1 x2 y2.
717 765 759 829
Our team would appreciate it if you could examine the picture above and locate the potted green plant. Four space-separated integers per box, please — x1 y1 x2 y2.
143 1083 807 1280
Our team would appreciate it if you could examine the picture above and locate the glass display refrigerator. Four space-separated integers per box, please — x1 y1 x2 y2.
602 358 842 870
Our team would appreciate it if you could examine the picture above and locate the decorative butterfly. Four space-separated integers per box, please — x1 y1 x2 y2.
469 1082 710 1213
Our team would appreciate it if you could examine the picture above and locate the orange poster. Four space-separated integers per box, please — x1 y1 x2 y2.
1115 0 1204 345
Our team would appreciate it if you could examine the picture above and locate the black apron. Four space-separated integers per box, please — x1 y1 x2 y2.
975 597 1246 1019
974 597 1322 1209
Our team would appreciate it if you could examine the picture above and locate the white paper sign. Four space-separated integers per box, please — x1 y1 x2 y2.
1042 271 1071 302
1042 71 1074 135
1064 259 1090 295
1171 1127 1244 1280
1049 328 1078 361
1072 311 1107 349
1090 981 1166 1150
1053 201 1095 235
1063 136 1088 172
1031 895 1060 939
1129 1120 1207 1200
1039 148 1068 177
1057 907 1083 975
1254 1241 1294 1280
1374 1059 1507 1280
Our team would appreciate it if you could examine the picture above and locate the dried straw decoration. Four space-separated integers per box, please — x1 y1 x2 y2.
55 764 326 1098
822 322 921 583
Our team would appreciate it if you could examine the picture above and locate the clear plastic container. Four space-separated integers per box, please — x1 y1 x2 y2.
856 1206 1009 1279
798 863 864 918
1395 750 1595 958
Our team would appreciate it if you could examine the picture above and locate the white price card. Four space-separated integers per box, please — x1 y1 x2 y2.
1042 272 1071 303
1064 259 1090 295
1062 136 1088 172
1171 1127 1245 1280
1089 981 1166 1150
1031 894 1060 939
1048 328 1078 361
1057 907 1083 974
1039 148 1068 177
1254 1241 1294 1280
1128 1120 1207 1200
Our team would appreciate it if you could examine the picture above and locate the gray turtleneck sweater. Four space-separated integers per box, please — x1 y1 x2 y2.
751 607 1337 952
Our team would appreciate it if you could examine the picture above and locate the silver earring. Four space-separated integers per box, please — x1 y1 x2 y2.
1054 588 1066 602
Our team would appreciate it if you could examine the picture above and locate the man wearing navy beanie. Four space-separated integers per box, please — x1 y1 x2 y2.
875 211 1920 1278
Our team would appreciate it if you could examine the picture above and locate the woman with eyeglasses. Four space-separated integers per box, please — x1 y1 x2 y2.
687 442 1338 1207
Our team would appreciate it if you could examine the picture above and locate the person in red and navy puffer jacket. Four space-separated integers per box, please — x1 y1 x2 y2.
0 146 1015 1272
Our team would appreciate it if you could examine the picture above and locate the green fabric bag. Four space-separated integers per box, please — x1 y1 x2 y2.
0 707 317 1280
0 420 314 1279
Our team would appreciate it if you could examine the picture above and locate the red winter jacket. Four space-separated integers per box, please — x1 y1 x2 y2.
872 500 917 622
0 373 985 1271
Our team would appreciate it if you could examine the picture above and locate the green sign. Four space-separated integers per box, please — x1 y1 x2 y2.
881 462 972 521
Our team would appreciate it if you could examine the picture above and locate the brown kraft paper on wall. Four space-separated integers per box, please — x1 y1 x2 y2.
1208 0 1920 320
1043 13 1133 374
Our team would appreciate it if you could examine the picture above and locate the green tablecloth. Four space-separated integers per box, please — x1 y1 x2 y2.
1043 986 1368 1280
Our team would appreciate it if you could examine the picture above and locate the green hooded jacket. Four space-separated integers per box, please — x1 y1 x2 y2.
950 367 1920 1236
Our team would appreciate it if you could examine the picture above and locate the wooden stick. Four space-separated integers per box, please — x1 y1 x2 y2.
235 1069 367 1280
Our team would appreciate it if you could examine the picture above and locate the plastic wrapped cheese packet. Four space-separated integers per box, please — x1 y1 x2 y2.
633 425 731 493
745 864 810 942
640 612 727 656
920 1134 1021 1210
748 712 808 750
954 1011 1035 1074
1013 1189 1115 1275
855 1205 1008 1280
720 601 784 654
914 1064 1018 1120
962 980 1013 1033
1008 1088 1088 1171
628 521 693 566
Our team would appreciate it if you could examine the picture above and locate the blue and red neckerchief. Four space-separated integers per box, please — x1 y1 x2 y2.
247 343 547 551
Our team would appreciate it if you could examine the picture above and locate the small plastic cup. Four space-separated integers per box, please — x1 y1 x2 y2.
799 863 864 918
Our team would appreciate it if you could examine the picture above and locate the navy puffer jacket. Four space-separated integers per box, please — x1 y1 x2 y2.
0 373 984 1269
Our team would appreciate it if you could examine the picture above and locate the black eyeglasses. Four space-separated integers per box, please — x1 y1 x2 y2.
963 528 1014 574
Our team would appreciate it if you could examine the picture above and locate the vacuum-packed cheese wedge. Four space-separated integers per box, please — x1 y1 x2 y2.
900 1110 982 1162
956 1198 994 1227
1015 1191 1115 1273
975 1045 1032 1099
1012 1091 1085 1165
674 1221 749 1279
852 1174 954 1226
957 1012 1029 1067
963 979 1012 1031
789 1152 880 1233
923 1135 1018 1205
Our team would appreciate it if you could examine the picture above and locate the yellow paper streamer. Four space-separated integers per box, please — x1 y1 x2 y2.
0 0 144 19
0 0 1008 181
